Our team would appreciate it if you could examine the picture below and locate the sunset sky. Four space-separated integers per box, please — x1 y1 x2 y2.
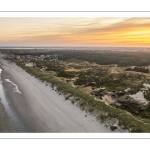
0 17 150 47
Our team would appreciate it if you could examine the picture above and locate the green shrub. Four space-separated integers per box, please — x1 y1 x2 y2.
89 108 94 112
110 126 118 131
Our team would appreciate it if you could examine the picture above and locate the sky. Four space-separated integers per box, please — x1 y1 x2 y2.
0 17 150 47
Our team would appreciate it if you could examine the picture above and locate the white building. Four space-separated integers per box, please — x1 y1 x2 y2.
25 62 35 67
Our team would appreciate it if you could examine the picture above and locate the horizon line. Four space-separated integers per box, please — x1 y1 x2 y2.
0 46 150 48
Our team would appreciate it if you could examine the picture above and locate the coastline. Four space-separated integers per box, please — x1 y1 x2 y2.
0 67 23 132
0 101 15 132
0 59 112 132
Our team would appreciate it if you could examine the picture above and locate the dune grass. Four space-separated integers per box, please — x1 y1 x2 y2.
15 60 150 132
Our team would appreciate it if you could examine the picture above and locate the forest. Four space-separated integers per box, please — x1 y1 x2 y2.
18 50 150 67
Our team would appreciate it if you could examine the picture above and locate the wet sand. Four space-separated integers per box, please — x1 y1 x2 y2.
0 102 15 132
0 59 112 132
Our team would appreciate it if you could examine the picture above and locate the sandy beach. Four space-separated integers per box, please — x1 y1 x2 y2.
0 58 112 132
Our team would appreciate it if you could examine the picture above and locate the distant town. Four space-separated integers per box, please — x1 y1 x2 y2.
2 53 59 65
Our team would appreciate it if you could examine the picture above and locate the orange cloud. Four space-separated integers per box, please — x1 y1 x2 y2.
0 17 150 47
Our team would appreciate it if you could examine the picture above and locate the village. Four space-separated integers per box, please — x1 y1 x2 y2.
3 53 59 66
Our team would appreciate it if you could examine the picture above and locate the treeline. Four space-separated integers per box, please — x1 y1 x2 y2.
18 50 150 67
125 67 149 73
59 51 150 67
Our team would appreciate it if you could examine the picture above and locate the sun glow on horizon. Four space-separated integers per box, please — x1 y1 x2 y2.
0 17 150 47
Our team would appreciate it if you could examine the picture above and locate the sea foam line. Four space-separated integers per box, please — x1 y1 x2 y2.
5 79 21 94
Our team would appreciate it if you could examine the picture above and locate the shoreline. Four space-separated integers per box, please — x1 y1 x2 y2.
0 101 15 132
0 67 27 132
0 59 113 132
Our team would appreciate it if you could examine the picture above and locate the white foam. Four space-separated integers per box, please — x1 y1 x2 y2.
5 79 21 94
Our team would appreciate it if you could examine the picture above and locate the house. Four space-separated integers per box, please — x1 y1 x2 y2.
25 62 35 67
26 55 33 60
16 55 21 60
